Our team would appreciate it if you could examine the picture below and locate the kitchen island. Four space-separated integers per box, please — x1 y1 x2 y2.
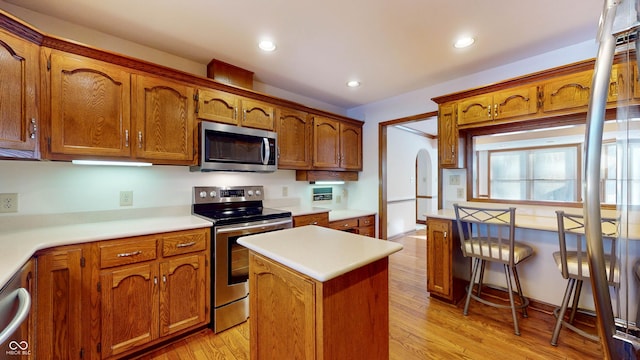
238 225 402 360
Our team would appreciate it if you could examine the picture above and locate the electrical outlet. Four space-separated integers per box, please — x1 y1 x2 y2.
0 193 18 213
120 191 133 206
282 186 288 197
456 188 465 199
336 195 342 204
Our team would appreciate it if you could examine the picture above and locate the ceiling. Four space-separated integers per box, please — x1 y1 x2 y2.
3 0 603 111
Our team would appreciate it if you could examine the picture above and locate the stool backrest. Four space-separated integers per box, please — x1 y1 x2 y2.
453 204 517 266
555 211 619 283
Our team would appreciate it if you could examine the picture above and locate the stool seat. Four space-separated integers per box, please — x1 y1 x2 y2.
454 204 533 336
552 251 619 283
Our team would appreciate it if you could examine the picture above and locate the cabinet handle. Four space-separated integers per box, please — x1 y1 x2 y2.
125 130 129 147
162 275 167 283
451 145 454 155
116 250 142 258
154 276 158 285
311 221 318 225
176 241 196 248
29 118 37 139
138 131 143 148
243 109 247 121
487 104 491 118
443 231 447 238
234 107 238 119
494 103 498 118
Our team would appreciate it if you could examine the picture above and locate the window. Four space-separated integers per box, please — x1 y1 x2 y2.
470 121 640 206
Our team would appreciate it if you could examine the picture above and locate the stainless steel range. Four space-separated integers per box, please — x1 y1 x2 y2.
192 185 292 333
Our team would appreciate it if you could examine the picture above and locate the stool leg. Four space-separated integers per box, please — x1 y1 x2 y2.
504 264 520 336
551 278 576 346
568 280 583 324
477 260 487 297
464 258 481 316
511 265 528 318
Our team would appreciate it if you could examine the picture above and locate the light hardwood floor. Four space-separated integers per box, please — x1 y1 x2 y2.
138 230 603 359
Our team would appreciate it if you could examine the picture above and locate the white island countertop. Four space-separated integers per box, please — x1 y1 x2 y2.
237 225 402 282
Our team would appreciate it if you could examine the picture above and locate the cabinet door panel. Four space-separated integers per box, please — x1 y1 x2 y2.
340 122 362 170
0 30 38 153
438 103 458 168
312 116 340 169
240 99 275 130
49 51 131 157
159 254 207 336
426 219 452 298
196 88 238 125
541 70 592 113
276 107 311 169
133 75 195 163
249 253 315 360
101 263 159 357
457 94 492 125
36 247 84 360
494 86 538 119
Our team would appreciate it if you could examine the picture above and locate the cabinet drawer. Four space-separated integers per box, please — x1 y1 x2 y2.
357 226 375 237
329 219 358 230
100 236 157 268
162 229 207 257
293 213 329 227
358 215 375 227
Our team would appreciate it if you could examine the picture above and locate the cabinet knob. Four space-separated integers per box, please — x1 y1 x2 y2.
125 130 129 147
443 231 447 238
138 131 143 148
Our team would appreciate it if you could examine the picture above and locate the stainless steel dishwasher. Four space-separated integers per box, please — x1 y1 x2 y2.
0 260 34 359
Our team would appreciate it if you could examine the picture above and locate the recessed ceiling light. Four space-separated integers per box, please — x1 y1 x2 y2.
346 80 361 88
454 36 475 48
258 40 276 52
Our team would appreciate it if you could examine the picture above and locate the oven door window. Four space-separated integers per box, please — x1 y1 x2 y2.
228 235 249 285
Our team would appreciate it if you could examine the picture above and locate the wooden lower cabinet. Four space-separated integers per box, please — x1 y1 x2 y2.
328 214 376 237
99 229 209 359
426 217 469 304
34 228 209 360
248 252 389 360
292 212 329 227
36 245 88 360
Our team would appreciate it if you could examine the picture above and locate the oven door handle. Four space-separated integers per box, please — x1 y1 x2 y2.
216 219 292 235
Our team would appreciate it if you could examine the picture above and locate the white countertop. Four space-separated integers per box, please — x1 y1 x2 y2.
0 206 212 289
237 225 402 282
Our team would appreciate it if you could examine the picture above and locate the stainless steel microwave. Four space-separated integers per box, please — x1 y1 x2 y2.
191 122 277 172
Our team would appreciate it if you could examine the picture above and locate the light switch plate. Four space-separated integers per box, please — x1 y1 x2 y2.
0 193 18 213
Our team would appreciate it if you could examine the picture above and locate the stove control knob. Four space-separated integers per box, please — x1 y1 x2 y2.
247 190 254 197
199 191 207 198
255 190 262 196
210 191 217 198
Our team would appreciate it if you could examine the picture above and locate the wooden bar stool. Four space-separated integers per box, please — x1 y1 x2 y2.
453 204 534 336
550 211 620 346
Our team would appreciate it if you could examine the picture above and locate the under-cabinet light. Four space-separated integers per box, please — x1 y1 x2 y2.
72 160 152 167
310 181 345 185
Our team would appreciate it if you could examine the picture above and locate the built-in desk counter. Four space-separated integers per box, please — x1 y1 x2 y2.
425 203 640 323
238 225 402 359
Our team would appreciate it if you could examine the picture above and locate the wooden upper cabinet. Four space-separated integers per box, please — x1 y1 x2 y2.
339 122 362 170
195 88 239 125
540 70 593 113
457 85 538 126
438 102 458 168
312 116 340 169
0 29 39 156
49 50 132 158
240 98 275 130
132 75 195 164
275 107 311 169
312 116 362 170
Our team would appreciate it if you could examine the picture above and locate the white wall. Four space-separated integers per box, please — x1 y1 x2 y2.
386 127 436 237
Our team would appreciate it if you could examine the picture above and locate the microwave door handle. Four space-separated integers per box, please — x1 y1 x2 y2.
261 138 270 165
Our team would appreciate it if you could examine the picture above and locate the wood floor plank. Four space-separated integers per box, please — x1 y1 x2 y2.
141 230 603 359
